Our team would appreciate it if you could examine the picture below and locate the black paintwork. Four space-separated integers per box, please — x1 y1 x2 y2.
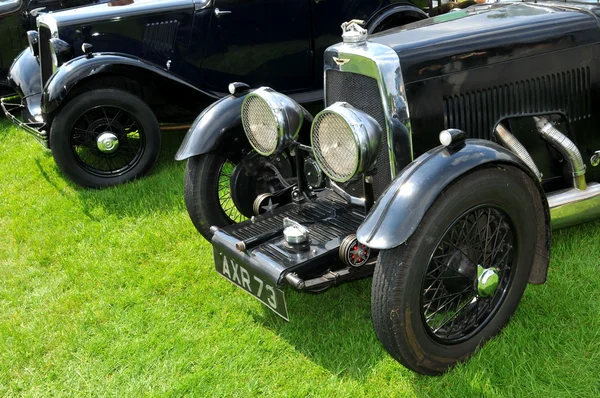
9 0 429 127
8 47 40 97
175 88 316 160
174 92 250 161
42 52 218 114
0 0 106 96
370 1 600 188
356 139 537 249
212 196 365 286
203 0 599 289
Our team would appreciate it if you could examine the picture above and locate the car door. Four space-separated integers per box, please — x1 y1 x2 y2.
201 0 313 94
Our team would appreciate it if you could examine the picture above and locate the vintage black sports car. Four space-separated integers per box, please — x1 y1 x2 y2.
0 0 104 97
2 0 432 188
176 2 600 375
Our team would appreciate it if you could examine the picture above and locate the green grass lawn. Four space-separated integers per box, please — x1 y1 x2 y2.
1 121 599 397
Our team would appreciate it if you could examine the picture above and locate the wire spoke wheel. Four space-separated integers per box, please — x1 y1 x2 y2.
421 205 515 343
217 160 247 224
70 106 144 177
370 166 545 375
185 152 294 241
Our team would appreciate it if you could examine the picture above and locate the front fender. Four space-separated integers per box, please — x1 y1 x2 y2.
7 48 41 98
174 91 254 161
42 52 219 114
357 139 544 249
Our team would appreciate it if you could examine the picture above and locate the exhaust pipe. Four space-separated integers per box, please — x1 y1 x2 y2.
494 123 542 181
494 118 600 229
534 117 586 190
530 116 599 229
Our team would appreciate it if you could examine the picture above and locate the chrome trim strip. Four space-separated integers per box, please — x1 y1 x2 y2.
37 15 58 38
324 40 411 178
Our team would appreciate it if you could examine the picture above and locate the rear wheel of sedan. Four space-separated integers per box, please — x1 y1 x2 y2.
49 88 161 188
371 165 546 375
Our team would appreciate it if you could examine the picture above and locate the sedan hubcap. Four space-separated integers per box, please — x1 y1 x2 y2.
97 132 119 154
477 265 499 297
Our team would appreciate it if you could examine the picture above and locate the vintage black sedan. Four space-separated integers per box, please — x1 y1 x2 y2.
0 0 105 97
176 2 600 375
2 0 431 188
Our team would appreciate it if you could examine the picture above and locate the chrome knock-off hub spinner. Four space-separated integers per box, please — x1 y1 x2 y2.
97 132 120 154
477 265 499 297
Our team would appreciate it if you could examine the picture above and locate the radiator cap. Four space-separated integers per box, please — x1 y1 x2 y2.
341 19 367 44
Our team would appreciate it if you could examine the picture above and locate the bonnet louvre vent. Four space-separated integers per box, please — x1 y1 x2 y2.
142 20 179 55
443 67 591 138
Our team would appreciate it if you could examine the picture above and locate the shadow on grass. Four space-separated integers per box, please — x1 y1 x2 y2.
248 220 600 394
34 129 189 218
252 275 387 379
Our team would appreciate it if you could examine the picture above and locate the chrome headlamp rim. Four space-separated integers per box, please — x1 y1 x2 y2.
241 87 306 156
310 102 382 183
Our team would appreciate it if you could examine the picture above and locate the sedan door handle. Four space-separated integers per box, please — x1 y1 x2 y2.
214 8 232 16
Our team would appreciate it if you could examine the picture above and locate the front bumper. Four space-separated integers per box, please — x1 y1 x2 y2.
1 94 47 147
211 195 366 288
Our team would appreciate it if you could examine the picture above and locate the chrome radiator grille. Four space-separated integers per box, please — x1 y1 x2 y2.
39 26 53 87
325 70 391 197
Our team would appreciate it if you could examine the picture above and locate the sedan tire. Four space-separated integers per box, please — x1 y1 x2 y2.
50 88 161 188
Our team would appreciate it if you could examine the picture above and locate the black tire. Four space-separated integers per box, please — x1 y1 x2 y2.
50 88 161 188
184 154 247 241
371 165 546 375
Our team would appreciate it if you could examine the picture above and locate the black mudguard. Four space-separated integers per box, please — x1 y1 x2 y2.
357 139 547 248
175 91 255 161
42 52 219 115
357 139 551 283
6 48 43 123
7 48 41 98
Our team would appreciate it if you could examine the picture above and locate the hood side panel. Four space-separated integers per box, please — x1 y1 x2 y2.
371 3 600 83
404 42 600 186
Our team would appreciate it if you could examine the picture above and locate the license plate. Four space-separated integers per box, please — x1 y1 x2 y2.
214 251 289 321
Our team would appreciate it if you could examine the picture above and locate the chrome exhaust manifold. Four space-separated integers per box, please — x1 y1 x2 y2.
495 117 600 229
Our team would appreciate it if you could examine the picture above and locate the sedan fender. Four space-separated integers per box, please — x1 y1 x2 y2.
6 48 43 123
357 138 549 250
42 52 219 115
175 91 254 161
7 48 41 98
